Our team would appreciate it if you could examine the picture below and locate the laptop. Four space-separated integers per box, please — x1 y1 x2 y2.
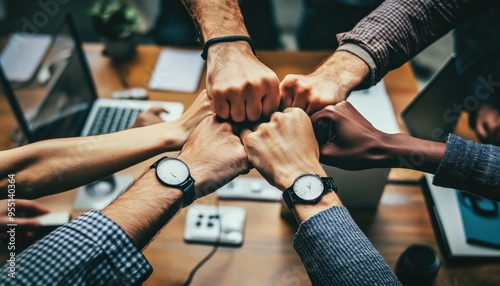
402 56 500 260
0 15 183 144
401 55 465 142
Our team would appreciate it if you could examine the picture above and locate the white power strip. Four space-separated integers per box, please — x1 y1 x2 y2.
184 205 246 246
217 177 282 201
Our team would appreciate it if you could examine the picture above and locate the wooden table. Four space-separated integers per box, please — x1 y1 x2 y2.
1 44 499 285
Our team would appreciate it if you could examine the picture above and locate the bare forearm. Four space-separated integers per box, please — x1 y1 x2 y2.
101 169 183 249
181 0 248 41
0 122 183 199
314 51 370 100
384 133 446 173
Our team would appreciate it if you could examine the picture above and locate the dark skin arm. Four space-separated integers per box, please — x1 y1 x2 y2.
310 101 445 173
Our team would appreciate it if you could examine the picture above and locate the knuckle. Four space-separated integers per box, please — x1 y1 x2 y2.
271 111 285 122
283 74 299 83
259 123 274 136
220 122 233 132
336 101 348 107
244 132 258 147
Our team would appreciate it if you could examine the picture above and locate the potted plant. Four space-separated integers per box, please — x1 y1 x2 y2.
90 0 142 62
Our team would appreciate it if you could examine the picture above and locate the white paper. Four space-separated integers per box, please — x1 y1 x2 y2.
0 33 52 82
148 48 205 93
347 81 400 134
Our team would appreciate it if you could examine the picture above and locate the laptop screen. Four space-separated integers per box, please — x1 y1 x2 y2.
401 56 466 142
0 16 96 142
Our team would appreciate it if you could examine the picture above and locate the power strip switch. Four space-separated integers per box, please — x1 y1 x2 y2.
184 205 246 247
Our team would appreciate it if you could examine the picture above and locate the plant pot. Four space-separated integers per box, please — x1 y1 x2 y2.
102 37 137 62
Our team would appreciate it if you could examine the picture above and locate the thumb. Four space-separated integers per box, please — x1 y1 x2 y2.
318 143 340 167
311 109 338 145
279 75 300 110
239 128 252 143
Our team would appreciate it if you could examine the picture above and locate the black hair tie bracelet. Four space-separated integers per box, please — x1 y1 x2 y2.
201 35 256 60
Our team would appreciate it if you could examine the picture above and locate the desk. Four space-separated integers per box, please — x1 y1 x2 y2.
1 44 499 285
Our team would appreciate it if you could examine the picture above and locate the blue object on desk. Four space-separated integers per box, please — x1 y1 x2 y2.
457 191 500 249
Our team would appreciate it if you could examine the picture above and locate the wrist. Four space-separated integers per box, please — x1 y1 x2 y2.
152 122 184 152
176 153 209 197
207 40 255 62
383 133 419 168
275 162 327 192
294 191 342 223
384 133 445 173
139 169 184 207
313 51 369 99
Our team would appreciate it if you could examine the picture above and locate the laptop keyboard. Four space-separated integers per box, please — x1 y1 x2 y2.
88 106 143 136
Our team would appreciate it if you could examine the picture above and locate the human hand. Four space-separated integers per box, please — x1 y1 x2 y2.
473 103 500 145
240 108 325 191
310 101 392 170
169 90 213 145
178 115 251 198
280 51 369 114
206 41 280 122
0 199 49 230
131 107 166 128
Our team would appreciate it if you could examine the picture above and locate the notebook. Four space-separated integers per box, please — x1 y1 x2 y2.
148 48 205 93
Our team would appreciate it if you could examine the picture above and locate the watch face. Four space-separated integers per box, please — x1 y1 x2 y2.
156 158 190 186
293 174 324 201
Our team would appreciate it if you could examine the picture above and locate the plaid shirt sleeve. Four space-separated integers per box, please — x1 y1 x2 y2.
337 0 490 87
0 210 153 286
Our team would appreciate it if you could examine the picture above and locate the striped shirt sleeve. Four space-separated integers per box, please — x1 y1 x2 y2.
337 0 489 86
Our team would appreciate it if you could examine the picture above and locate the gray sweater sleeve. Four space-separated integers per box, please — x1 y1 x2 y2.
433 134 500 201
293 206 401 286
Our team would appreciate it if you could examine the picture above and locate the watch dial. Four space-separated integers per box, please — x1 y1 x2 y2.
293 175 324 201
156 158 190 186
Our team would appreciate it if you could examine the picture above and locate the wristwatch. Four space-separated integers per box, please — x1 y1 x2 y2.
283 174 337 210
150 156 196 207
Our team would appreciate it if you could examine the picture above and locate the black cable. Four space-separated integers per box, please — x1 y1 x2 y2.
182 198 221 286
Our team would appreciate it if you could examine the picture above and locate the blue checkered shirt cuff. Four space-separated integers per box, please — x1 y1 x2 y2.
1 209 152 285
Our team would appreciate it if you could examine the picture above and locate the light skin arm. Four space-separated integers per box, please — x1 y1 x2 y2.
180 0 280 122
102 115 250 249
310 101 445 173
280 51 369 115
0 91 212 199
240 108 342 223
